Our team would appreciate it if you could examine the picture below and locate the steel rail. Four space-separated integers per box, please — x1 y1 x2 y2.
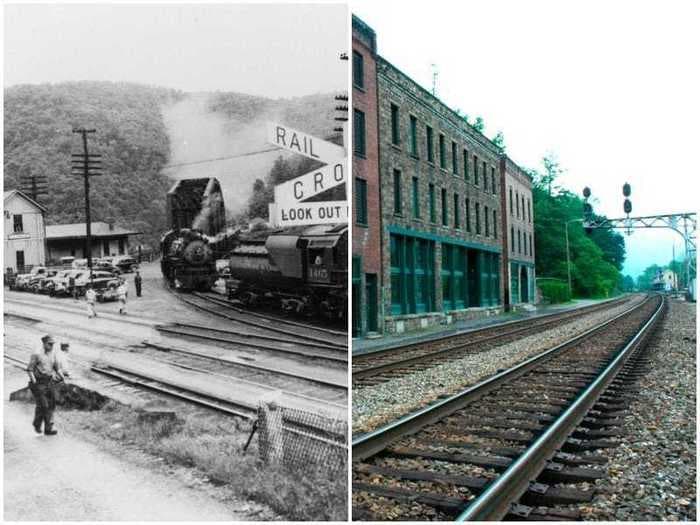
353 298 623 372
167 288 346 348
194 291 348 338
456 295 665 521
352 295 651 461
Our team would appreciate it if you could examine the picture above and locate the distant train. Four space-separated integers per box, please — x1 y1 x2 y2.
160 177 348 319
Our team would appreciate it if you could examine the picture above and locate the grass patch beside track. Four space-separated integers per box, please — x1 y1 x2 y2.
66 401 347 521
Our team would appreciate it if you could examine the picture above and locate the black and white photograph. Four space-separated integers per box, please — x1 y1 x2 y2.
3 3 348 521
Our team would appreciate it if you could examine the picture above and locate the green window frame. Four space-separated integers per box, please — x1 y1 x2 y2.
484 206 489 237
482 161 487 189
453 193 460 229
493 209 498 239
352 51 364 89
429 183 436 223
452 141 458 174
463 149 469 181
391 104 400 145
390 233 436 315
355 177 368 225
393 169 402 215
412 176 420 219
473 155 479 185
465 198 471 232
439 134 446 169
475 201 481 234
353 109 366 156
426 125 434 163
409 115 418 156
491 167 496 195
441 188 448 226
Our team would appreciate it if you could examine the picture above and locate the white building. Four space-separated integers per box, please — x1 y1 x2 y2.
3 190 47 272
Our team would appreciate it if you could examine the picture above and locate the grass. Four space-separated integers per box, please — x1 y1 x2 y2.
68 401 347 521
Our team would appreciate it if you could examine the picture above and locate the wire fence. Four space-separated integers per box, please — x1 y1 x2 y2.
257 399 347 473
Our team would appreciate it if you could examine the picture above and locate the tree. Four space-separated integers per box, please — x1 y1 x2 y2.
473 116 485 133
492 131 506 153
540 153 562 196
621 274 635 292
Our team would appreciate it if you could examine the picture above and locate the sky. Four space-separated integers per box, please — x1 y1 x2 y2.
4 3 347 98
353 0 699 279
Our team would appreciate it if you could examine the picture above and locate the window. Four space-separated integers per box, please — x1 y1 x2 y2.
426 126 434 163
516 191 520 218
484 206 489 237
528 199 532 223
102 239 110 255
439 134 446 169
442 243 467 311
511 226 515 252
353 109 366 156
391 104 400 145
352 51 364 89
355 177 368 225
529 233 533 255
482 161 487 189
509 187 513 215
441 188 448 226
473 156 479 185
409 116 418 156
463 149 469 181
475 202 481 234
465 198 471 232
493 209 498 239
522 196 526 221
491 167 496 194
454 193 460 229
393 169 402 215
452 142 458 174
16 250 25 271
390 234 436 315
429 183 436 223
118 239 125 255
13 214 23 233
412 176 420 219
518 230 522 254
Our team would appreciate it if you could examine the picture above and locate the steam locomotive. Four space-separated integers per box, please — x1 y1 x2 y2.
160 177 348 319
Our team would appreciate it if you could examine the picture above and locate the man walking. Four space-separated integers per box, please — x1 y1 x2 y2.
26 334 64 435
117 280 128 315
58 342 71 379
85 284 97 318
134 270 142 298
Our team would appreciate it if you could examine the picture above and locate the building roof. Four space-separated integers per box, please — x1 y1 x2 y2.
46 222 140 240
3 189 48 212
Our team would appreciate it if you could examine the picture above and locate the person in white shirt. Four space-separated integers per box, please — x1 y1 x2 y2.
58 342 71 379
117 281 128 315
85 284 97 318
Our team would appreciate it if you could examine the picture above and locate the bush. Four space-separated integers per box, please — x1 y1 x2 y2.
539 280 571 304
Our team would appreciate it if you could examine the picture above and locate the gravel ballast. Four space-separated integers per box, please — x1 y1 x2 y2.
353 295 645 434
581 299 696 521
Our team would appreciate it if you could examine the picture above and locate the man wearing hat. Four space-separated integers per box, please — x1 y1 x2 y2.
26 334 65 435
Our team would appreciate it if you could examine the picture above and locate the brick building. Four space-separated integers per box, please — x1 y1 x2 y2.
375 59 505 334
352 16 536 336
501 156 536 308
352 16 382 337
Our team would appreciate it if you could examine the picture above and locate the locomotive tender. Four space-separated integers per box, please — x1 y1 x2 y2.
160 176 348 319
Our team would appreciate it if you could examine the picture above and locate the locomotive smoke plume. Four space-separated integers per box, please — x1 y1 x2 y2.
162 93 285 216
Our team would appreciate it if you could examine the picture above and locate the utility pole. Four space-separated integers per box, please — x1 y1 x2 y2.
19 172 49 202
71 128 101 281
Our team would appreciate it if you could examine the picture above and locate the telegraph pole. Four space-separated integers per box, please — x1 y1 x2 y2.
71 128 101 280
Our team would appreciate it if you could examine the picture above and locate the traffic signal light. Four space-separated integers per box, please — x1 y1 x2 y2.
582 187 593 234
623 183 632 216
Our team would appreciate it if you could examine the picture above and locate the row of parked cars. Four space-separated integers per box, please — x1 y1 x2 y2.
9 255 138 302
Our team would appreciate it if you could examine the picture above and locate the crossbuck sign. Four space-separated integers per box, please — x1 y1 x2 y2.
266 122 348 227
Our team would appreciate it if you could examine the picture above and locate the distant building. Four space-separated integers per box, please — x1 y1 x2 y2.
45 221 140 262
501 156 536 308
352 16 382 337
661 269 678 291
3 190 47 272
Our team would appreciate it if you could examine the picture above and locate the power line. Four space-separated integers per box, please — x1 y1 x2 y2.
161 146 282 170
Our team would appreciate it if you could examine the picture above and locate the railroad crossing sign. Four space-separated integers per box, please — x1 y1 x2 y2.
266 121 347 227
273 161 345 206
266 122 344 163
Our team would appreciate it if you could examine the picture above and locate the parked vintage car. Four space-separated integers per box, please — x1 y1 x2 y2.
93 260 121 275
11 266 48 291
95 278 122 302
29 270 59 293
114 256 138 273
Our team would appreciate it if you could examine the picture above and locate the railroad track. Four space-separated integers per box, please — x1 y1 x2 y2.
352 296 631 387
166 287 347 349
156 321 347 361
352 294 665 521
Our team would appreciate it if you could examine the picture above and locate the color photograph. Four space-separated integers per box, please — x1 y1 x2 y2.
350 1 697 521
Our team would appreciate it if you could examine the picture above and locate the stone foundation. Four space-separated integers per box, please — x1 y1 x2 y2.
384 306 503 334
